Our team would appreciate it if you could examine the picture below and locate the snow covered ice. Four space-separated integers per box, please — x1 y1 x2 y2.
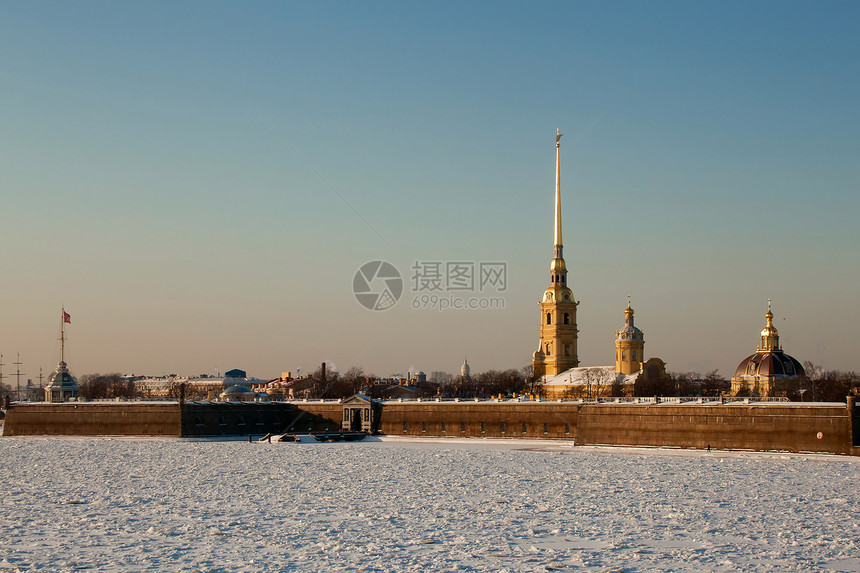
0 436 858 572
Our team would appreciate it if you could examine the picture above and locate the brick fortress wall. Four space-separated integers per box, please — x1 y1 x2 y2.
3 399 856 456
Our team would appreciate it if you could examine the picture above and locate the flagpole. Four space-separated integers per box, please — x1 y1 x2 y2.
60 307 65 364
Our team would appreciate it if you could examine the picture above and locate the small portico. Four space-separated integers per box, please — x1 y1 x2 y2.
341 394 376 433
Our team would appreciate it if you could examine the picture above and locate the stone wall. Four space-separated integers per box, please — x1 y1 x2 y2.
181 402 296 437
3 399 856 456
377 401 580 439
3 402 181 436
577 403 854 455
371 399 856 455
279 402 344 433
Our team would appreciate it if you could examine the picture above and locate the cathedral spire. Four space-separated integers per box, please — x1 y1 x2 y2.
554 128 563 258
534 129 579 377
549 129 567 286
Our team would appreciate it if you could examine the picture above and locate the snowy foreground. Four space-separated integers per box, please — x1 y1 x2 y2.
1 437 858 572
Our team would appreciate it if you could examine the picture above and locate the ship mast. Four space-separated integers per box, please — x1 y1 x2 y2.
13 353 23 401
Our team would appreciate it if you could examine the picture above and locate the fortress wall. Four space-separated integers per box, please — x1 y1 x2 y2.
577 403 854 455
370 400 855 455
180 403 297 437
3 403 181 436
377 401 581 438
279 402 343 432
4 400 855 455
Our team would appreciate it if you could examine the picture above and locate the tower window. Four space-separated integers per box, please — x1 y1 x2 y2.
622 351 626 361
564 344 570 357
546 312 552 325
546 343 552 356
563 313 570 325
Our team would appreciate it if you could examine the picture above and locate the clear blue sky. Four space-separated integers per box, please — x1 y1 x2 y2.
2 1 858 380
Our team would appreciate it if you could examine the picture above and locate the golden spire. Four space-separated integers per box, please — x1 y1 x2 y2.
554 128 563 252
549 129 567 278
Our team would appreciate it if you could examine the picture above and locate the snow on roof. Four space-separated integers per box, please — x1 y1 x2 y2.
543 366 638 387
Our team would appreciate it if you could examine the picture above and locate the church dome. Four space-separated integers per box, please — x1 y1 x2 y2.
734 352 805 379
731 300 806 397
219 385 256 401
616 323 643 340
615 301 643 341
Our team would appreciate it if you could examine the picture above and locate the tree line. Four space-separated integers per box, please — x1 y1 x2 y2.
48 361 860 402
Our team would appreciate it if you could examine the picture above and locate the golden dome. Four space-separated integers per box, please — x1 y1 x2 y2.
758 300 780 352
760 325 778 338
760 309 778 337
550 257 566 272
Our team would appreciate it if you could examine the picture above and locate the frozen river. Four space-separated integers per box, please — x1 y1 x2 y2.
0 436 858 572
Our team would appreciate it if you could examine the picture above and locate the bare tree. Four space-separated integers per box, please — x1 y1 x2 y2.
340 366 368 396
79 373 139 400
521 364 544 397
802 361 822 401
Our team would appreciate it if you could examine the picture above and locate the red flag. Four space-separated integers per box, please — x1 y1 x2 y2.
63 311 71 324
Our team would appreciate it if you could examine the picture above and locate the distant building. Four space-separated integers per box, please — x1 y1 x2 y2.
45 310 77 402
135 368 263 400
428 371 448 385
731 301 806 397
460 357 471 379
45 361 78 403
219 385 262 402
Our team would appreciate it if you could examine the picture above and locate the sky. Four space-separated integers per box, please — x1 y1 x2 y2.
1 1 859 382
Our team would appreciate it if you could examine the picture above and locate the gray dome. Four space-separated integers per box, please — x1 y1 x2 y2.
222 385 254 396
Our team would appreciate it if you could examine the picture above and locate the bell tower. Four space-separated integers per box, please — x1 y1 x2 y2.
615 297 645 375
532 130 579 377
